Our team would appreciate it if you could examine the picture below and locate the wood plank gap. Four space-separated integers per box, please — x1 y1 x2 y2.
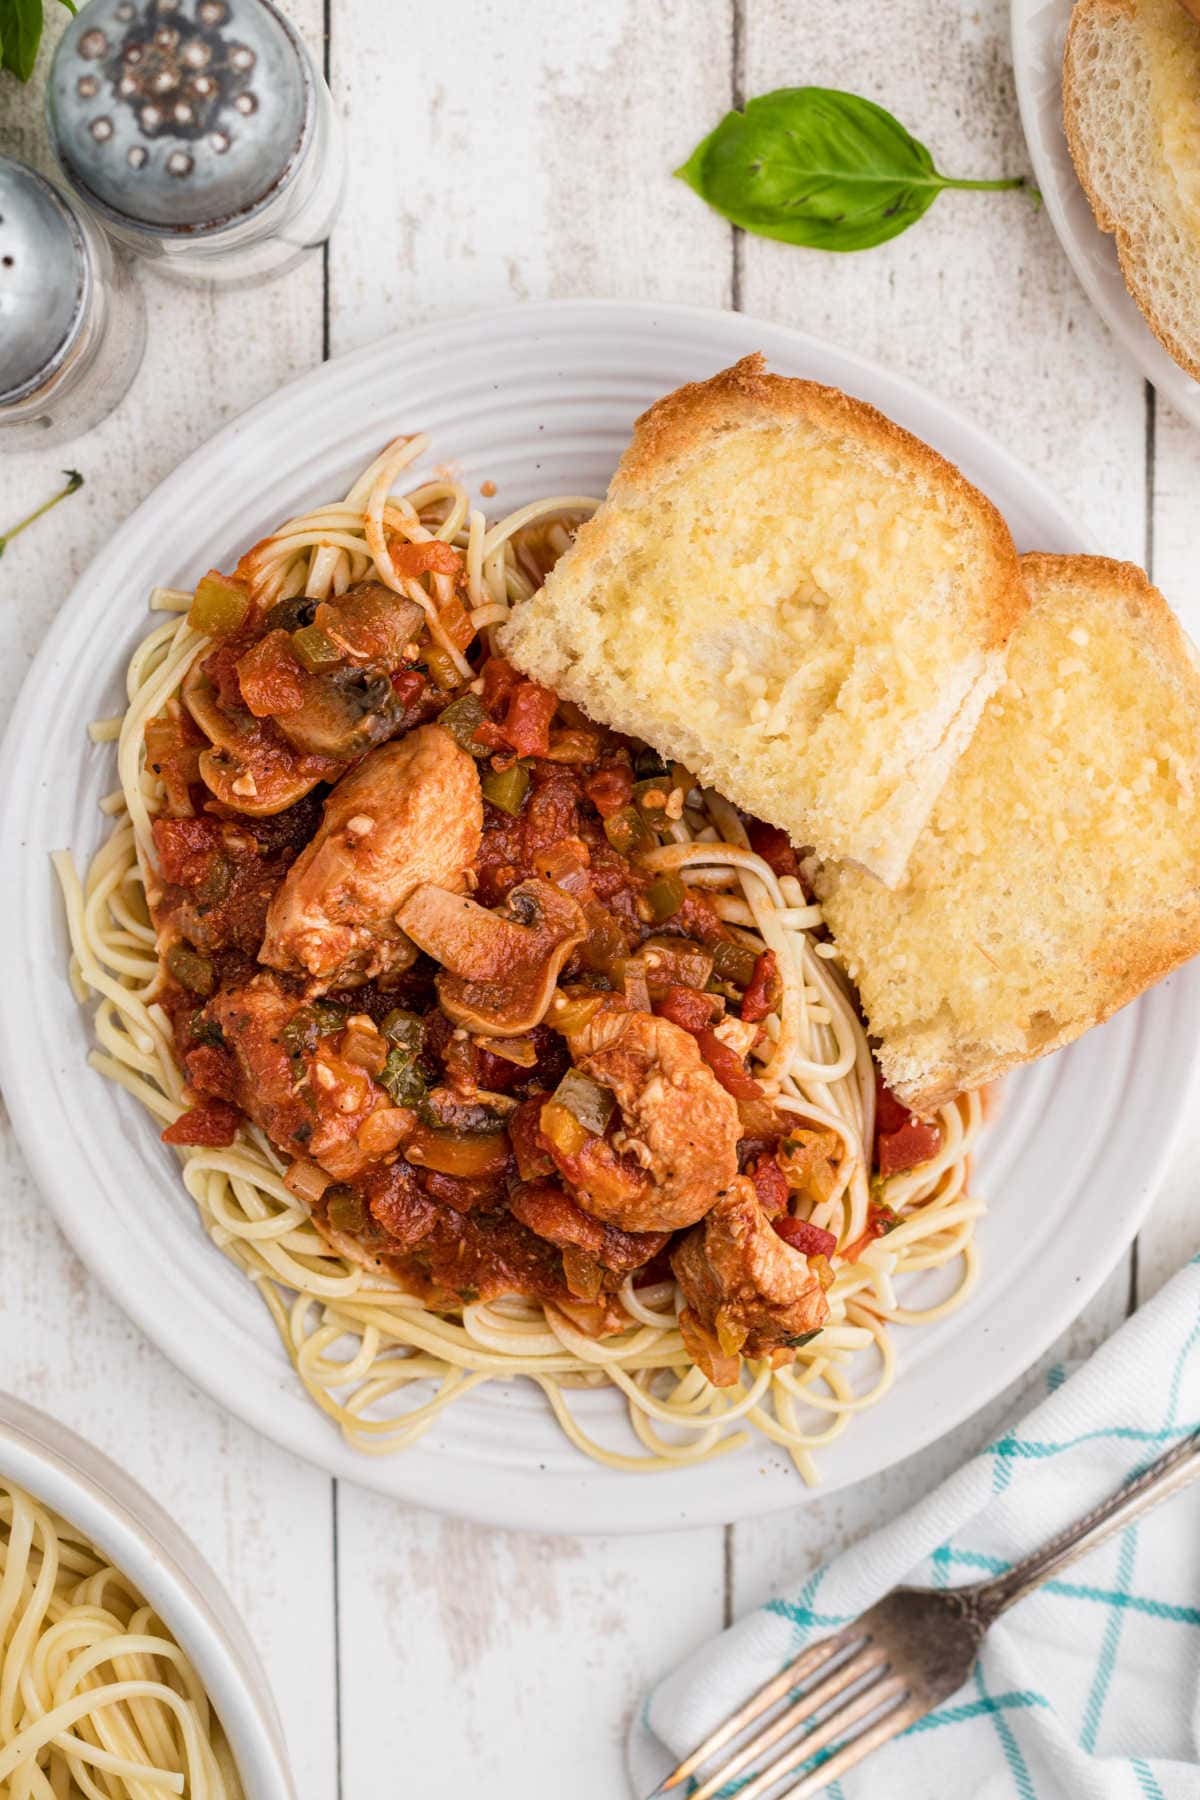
1143 379 1157 578
723 1524 734 1626
1131 377 1155 1313
729 0 745 309
332 1480 344 1800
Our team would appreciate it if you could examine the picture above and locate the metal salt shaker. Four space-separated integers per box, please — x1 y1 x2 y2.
46 0 344 285
0 157 147 451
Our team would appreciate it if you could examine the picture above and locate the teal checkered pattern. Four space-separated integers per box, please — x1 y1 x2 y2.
631 1254 1200 1800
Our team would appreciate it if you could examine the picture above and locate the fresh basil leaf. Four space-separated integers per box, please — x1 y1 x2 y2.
0 0 44 81
677 87 1025 253
0 0 77 81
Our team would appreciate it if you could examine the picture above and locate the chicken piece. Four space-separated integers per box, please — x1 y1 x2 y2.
551 1008 741 1234
671 1175 830 1385
507 1179 668 1274
209 974 404 1181
259 724 483 991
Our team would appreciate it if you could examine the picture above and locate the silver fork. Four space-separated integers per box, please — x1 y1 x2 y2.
650 1430 1200 1800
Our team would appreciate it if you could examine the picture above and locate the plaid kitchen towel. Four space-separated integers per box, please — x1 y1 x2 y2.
629 1254 1200 1800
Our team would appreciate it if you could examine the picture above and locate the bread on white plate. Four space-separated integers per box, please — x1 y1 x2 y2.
499 355 1026 887
1063 0 1200 383
816 553 1200 1113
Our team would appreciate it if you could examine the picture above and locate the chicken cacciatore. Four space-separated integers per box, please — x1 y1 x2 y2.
146 546 941 1389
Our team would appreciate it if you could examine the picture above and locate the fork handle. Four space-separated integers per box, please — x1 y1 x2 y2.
972 1430 1200 1623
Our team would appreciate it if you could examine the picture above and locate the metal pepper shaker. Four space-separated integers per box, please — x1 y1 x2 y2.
0 157 147 451
46 0 344 286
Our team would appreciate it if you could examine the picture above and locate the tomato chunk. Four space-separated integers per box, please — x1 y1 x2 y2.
389 539 463 578
695 1028 763 1100
747 819 800 879
162 1100 240 1147
741 951 779 1024
480 656 522 713
772 1214 838 1258
584 765 635 819
874 1068 942 1174
183 1043 239 1103
654 985 719 1034
877 1117 942 1177
235 630 305 717
501 681 558 757
747 1152 788 1217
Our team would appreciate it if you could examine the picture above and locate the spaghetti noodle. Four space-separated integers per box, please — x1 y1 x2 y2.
55 437 984 1483
0 1477 242 1798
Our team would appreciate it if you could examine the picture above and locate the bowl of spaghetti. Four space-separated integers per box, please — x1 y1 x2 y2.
0 1391 293 1798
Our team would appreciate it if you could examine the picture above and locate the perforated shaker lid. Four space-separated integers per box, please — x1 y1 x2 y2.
0 159 90 403
47 0 313 236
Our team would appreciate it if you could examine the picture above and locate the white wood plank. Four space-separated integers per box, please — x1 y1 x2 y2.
729 0 1149 1611
325 6 731 1794
337 1499 724 1800
326 0 734 349
736 0 1147 558
0 12 337 1796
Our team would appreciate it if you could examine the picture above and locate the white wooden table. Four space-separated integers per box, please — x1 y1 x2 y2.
3 4 1199 1794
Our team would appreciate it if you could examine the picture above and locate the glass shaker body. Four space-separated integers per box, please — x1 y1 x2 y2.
47 0 345 288
0 158 146 452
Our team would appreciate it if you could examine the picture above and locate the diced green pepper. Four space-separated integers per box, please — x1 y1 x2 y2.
711 939 761 986
379 1009 424 1055
165 943 215 997
482 760 531 816
603 804 656 859
437 692 490 756
290 624 344 673
325 1185 366 1233
425 645 462 692
644 872 685 922
552 1068 615 1135
189 1014 226 1048
380 1047 427 1107
633 776 673 824
188 570 250 637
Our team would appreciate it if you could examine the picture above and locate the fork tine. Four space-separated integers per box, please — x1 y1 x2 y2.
735 1672 910 1800
651 1624 863 1793
687 1643 887 1800
778 1687 922 1799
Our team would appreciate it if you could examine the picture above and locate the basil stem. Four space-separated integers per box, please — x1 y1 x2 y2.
0 470 84 560
677 87 1028 253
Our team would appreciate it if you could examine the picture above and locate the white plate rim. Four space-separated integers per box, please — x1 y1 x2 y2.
2 296 1196 1534
1010 0 1200 430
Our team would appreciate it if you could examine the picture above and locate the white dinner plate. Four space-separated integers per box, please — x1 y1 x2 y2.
2 299 1197 1534
1011 0 1200 431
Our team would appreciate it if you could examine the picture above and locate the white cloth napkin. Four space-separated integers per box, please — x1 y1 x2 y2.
629 1253 1200 1800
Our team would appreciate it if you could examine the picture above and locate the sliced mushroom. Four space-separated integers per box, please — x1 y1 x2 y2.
181 656 332 815
317 584 424 664
274 668 406 760
273 590 425 758
397 879 585 1037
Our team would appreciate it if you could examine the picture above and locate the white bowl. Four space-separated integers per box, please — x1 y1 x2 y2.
0 1390 295 1800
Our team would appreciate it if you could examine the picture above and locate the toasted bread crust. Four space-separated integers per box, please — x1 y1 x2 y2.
1063 0 1200 384
502 356 1027 884
823 552 1200 1113
612 356 1027 652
